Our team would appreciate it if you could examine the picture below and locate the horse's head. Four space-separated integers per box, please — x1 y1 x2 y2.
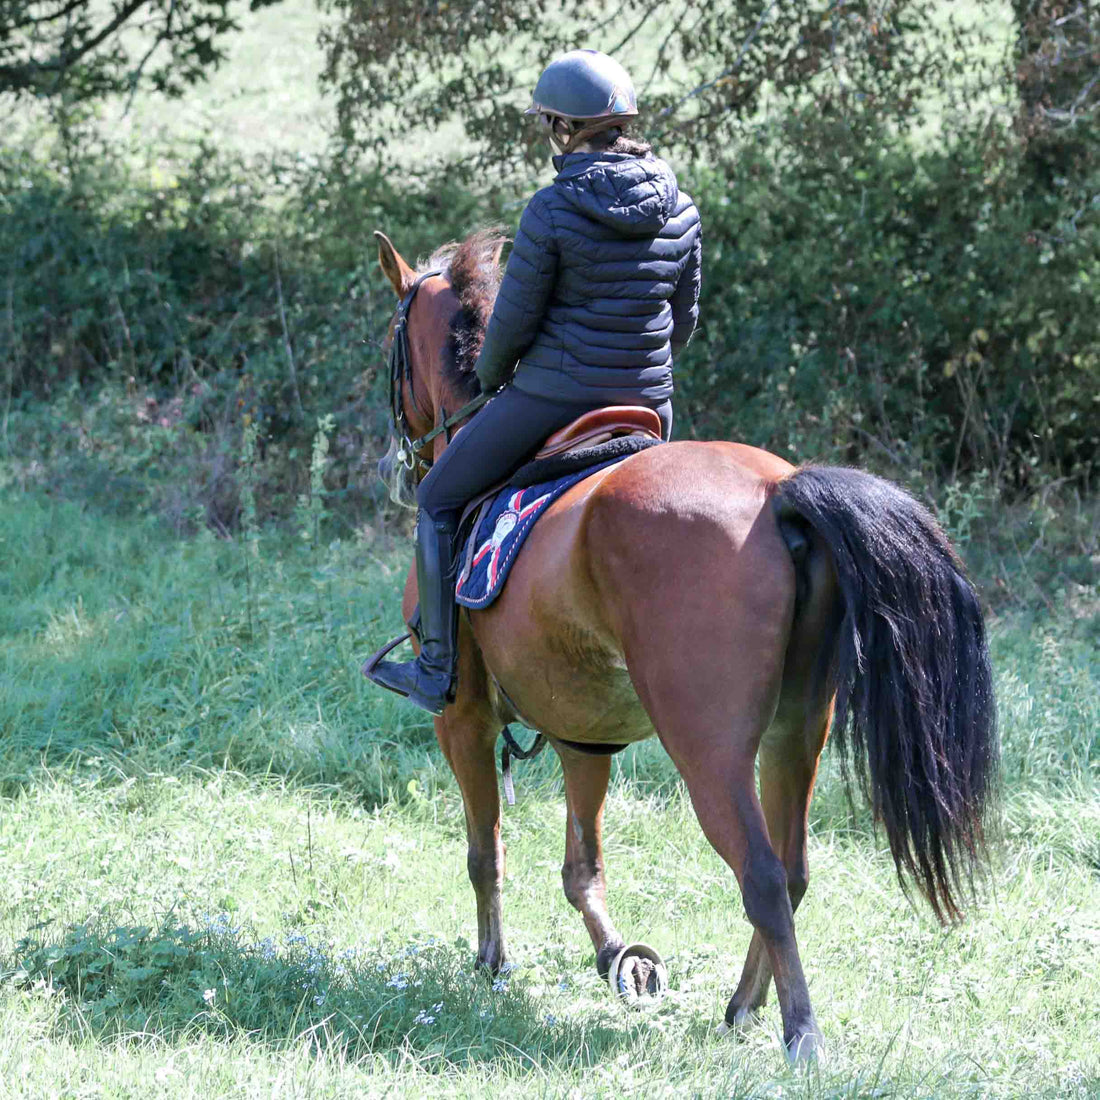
374 229 505 507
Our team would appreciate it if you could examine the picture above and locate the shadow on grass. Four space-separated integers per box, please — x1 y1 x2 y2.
3 916 645 1071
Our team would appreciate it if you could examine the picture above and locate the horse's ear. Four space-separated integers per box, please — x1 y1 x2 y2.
487 236 506 269
374 230 416 298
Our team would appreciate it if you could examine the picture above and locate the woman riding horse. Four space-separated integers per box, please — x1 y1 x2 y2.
367 49 703 715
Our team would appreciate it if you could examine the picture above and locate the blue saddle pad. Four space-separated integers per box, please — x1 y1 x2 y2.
454 459 623 610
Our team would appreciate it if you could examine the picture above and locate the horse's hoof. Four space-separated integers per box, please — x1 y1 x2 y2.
785 1029 824 1067
607 943 668 1009
719 1004 762 1037
473 946 507 977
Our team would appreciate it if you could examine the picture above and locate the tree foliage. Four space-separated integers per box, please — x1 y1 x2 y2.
1012 0 1100 185
0 0 281 101
318 0 1006 175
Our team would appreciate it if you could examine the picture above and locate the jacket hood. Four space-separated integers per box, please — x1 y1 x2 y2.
552 153 679 237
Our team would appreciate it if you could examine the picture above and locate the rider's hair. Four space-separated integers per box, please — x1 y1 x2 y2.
588 127 652 157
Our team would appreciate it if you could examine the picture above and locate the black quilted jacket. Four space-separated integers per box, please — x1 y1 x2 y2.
474 151 702 405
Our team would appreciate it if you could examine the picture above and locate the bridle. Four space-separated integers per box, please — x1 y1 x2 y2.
389 269 490 477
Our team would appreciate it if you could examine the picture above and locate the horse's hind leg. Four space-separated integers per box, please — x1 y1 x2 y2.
627 607 821 1058
673 742 821 1060
555 743 626 979
727 707 832 1028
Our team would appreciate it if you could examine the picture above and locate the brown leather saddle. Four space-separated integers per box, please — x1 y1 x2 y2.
534 405 662 460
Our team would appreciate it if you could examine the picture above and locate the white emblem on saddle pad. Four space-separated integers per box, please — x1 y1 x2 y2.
455 486 554 606
492 510 519 544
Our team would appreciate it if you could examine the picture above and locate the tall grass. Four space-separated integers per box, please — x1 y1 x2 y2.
2 489 1096 798
0 492 433 801
0 488 1098 1095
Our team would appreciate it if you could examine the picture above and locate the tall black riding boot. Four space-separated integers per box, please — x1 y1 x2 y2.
364 512 458 715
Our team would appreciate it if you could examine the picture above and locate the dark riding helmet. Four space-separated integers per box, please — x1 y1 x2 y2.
526 50 638 155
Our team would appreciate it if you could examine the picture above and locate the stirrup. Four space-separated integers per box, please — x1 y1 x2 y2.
361 631 414 679
361 631 455 715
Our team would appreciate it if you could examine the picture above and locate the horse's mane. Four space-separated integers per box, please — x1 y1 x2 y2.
420 229 506 401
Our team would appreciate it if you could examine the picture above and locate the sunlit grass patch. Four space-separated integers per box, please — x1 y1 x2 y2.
0 764 1098 1098
40 597 102 655
0 490 1098 1095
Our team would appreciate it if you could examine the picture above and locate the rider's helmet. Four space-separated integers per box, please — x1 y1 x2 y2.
526 50 638 156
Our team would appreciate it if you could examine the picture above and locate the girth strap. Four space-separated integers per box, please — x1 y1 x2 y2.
500 725 546 806
498 727 630 805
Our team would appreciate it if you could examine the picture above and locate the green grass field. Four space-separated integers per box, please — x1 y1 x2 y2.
1 490 1097 1097
2 1 1097 1092
5 0 332 160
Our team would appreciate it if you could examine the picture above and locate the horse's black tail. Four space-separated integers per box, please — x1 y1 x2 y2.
774 466 998 922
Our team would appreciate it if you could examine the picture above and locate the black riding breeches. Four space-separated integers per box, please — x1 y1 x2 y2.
417 387 672 521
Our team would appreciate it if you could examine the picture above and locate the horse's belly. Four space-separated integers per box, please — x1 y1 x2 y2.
478 585 654 743
472 477 655 747
509 654 655 746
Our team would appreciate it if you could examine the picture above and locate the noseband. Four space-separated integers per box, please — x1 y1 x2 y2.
389 270 490 477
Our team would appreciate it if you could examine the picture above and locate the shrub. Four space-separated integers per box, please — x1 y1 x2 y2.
0 131 487 526
673 112 1100 491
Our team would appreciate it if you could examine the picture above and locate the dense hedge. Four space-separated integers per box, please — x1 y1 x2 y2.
675 113 1099 491
2 112 1096 530
0 135 484 525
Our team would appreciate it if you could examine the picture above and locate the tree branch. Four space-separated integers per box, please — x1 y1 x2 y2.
122 0 175 113
642 0 700 94
3 0 87 30
608 0 664 57
658 0 777 120
31 0 152 76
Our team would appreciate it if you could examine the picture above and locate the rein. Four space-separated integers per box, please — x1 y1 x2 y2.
389 269 490 476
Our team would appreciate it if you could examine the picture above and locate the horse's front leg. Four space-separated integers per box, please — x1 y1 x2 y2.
429 609 510 973
555 743 627 979
399 564 507 973
435 703 508 972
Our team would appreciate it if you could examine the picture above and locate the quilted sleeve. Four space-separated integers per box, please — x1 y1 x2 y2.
670 215 702 359
475 193 559 392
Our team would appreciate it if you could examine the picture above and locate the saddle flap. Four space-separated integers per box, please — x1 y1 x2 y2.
535 406 662 461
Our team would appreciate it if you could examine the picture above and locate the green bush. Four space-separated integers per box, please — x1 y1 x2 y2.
0 131 486 527
673 112 1100 490
3 108 1098 529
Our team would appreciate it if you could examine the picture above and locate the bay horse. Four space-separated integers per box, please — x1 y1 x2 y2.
369 228 997 1061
